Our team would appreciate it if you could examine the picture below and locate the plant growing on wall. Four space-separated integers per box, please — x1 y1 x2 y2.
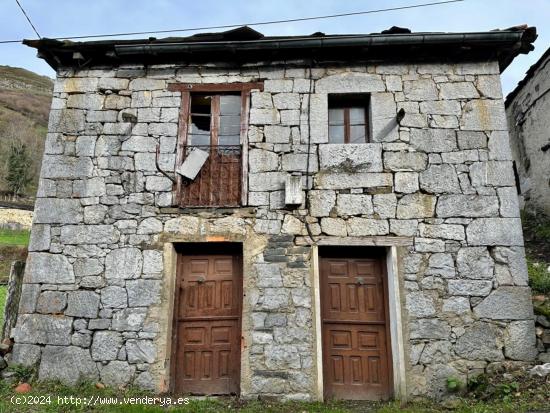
446 377 464 393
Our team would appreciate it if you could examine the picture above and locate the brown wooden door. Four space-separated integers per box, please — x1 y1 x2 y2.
321 250 392 400
173 253 242 395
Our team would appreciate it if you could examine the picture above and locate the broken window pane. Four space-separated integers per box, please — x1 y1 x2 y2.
188 94 242 147
188 131 210 146
178 91 244 208
189 95 212 146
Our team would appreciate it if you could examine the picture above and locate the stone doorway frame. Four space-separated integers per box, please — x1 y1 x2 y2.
310 237 409 401
153 238 251 394
170 244 244 394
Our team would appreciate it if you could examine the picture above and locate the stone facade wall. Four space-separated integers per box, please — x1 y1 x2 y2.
11 59 536 400
506 51 550 215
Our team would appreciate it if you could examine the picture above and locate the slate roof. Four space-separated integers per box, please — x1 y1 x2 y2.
505 45 550 106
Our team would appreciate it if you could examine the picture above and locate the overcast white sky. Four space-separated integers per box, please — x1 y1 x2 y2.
1 0 549 95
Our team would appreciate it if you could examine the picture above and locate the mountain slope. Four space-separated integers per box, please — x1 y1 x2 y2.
0 66 53 197
0 65 52 93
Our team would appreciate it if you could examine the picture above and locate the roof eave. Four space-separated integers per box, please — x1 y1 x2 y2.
23 27 537 72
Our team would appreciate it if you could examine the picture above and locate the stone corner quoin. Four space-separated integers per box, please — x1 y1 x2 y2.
12 55 536 399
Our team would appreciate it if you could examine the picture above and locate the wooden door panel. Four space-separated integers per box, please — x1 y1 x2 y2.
321 254 392 400
213 257 232 274
176 320 239 394
323 324 389 400
173 253 241 395
322 259 385 323
180 256 239 319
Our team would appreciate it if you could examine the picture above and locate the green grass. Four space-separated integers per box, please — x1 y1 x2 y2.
0 284 7 327
521 209 550 241
0 379 548 413
527 258 550 294
0 229 29 283
532 218 550 240
0 229 30 246
521 209 550 296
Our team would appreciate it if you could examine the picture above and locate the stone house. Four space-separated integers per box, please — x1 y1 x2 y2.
505 46 550 215
12 25 539 400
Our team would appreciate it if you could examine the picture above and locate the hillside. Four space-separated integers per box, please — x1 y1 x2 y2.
0 65 52 94
0 65 53 198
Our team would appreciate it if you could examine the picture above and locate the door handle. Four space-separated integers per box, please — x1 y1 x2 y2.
197 276 206 284
356 277 365 286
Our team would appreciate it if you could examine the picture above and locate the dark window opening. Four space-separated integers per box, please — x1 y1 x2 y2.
328 94 370 143
189 94 212 146
512 161 522 195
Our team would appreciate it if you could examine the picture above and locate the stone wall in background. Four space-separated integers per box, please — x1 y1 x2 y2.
10 60 536 400
0 208 33 231
506 50 550 215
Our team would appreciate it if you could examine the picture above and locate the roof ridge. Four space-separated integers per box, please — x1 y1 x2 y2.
505 45 550 106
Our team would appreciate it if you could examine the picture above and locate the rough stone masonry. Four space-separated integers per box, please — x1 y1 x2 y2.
12 27 538 400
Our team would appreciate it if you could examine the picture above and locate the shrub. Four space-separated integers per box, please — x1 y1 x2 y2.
5 140 32 197
527 258 550 294
7 364 36 383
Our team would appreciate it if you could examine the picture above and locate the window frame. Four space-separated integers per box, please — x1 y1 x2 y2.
187 93 242 147
168 82 263 207
328 94 371 144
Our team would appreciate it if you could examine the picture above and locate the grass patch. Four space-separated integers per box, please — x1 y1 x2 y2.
0 65 53 95
0 378 548 413
0 284 7 327
0 245 27 283
521 209 550 262
0 229 29 282
521 209 550 296
527 258 550 294
532 218 550 240
0 229 30 246
521 209 550 241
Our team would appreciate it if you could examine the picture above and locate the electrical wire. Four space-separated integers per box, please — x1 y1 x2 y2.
14 0 41 38
0 0 464 44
